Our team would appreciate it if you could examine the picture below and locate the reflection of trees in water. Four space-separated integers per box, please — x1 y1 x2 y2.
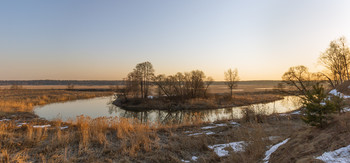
280 96 302 108
107 97 303 124
108 104 118 115
108 104 242 124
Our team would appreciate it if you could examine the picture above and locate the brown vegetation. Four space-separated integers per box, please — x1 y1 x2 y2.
270 112 350 162
0 89 113 114
115 91 284 111
0 110 305 162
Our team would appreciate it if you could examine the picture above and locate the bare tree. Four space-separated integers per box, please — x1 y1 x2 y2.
153 74 171 97
126 71 141 98
152 70 210 99
282 65 322 96
319 37 350 88
190 70 206 98
133 61 155 98
224 68 239 96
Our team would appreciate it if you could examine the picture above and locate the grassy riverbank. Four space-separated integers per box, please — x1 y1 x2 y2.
0 111 306 162
0 87 317 162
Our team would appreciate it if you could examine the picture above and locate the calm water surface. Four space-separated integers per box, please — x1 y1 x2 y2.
34 96 302 124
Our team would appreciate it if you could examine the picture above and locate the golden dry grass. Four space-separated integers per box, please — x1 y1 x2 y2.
0 87 307 162
0 116 160 162
0 89 113 113
0 111 306 162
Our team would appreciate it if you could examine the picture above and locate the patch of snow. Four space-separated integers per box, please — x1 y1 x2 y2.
201 123 238 130
329 89 340 96
216 124 227 127
191 156 198 161
181 159 190 163
230 122 240 125
188 132 202 136
329 89 350 99
33 125 51 128
291 111 301 115
201 126 216 130
60 126 69 130
147 95 154 99
0 119 11 122
188 131 215 136
316 144 350 163
184 131 192 133
343 107 350 112
208 141 246 157
263 138 290 163
205 132 215 135
279 113 288 116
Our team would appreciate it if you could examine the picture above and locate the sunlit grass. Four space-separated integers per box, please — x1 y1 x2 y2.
0 89 113 113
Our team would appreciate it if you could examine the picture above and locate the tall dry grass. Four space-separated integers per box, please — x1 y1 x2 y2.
0 115 160 162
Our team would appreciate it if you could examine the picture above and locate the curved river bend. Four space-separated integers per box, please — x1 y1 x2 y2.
34 96 302 124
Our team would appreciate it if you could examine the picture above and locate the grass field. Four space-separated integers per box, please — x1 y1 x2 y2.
0 80 285 92
0 111 306 162
0 89 113 115
0 82 304 162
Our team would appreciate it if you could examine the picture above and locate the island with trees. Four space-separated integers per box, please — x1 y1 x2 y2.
113 62 285 111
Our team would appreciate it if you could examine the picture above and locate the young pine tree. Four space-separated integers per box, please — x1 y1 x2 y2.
302 83 340 128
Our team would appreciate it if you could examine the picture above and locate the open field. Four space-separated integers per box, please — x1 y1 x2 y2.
0 89 113 115
0 84 337 162
0 85 113 90
0 80 287 93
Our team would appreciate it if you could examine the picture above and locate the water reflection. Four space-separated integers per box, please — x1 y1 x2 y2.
35 96 301 124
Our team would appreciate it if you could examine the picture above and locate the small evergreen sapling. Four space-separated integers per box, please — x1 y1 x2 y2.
302 83 340 128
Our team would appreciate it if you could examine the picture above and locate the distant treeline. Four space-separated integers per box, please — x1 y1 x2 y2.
0 80 123 86
0 80 282 86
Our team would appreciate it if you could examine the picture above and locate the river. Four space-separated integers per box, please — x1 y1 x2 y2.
34 96 302 124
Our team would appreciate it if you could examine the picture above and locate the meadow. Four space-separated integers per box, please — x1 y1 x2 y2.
0 82 311 162
0 89 113 115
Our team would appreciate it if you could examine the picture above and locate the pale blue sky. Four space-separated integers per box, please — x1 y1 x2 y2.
1 0 350 80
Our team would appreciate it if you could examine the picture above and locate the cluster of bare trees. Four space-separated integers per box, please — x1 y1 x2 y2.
283 37 350 93
119 61 241 101
153 70 214 99
282 37 350 127
319 37 350 88
121 61 154 99
120 62 215 101
282 65 320 95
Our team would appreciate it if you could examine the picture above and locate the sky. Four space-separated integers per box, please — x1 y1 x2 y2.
1 0 350 81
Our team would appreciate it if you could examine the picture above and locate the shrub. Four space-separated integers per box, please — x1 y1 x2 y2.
302 83 341 128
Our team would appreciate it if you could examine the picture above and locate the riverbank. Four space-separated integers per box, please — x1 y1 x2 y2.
0 88 308 162
114 91 287 111
0 108 306 162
